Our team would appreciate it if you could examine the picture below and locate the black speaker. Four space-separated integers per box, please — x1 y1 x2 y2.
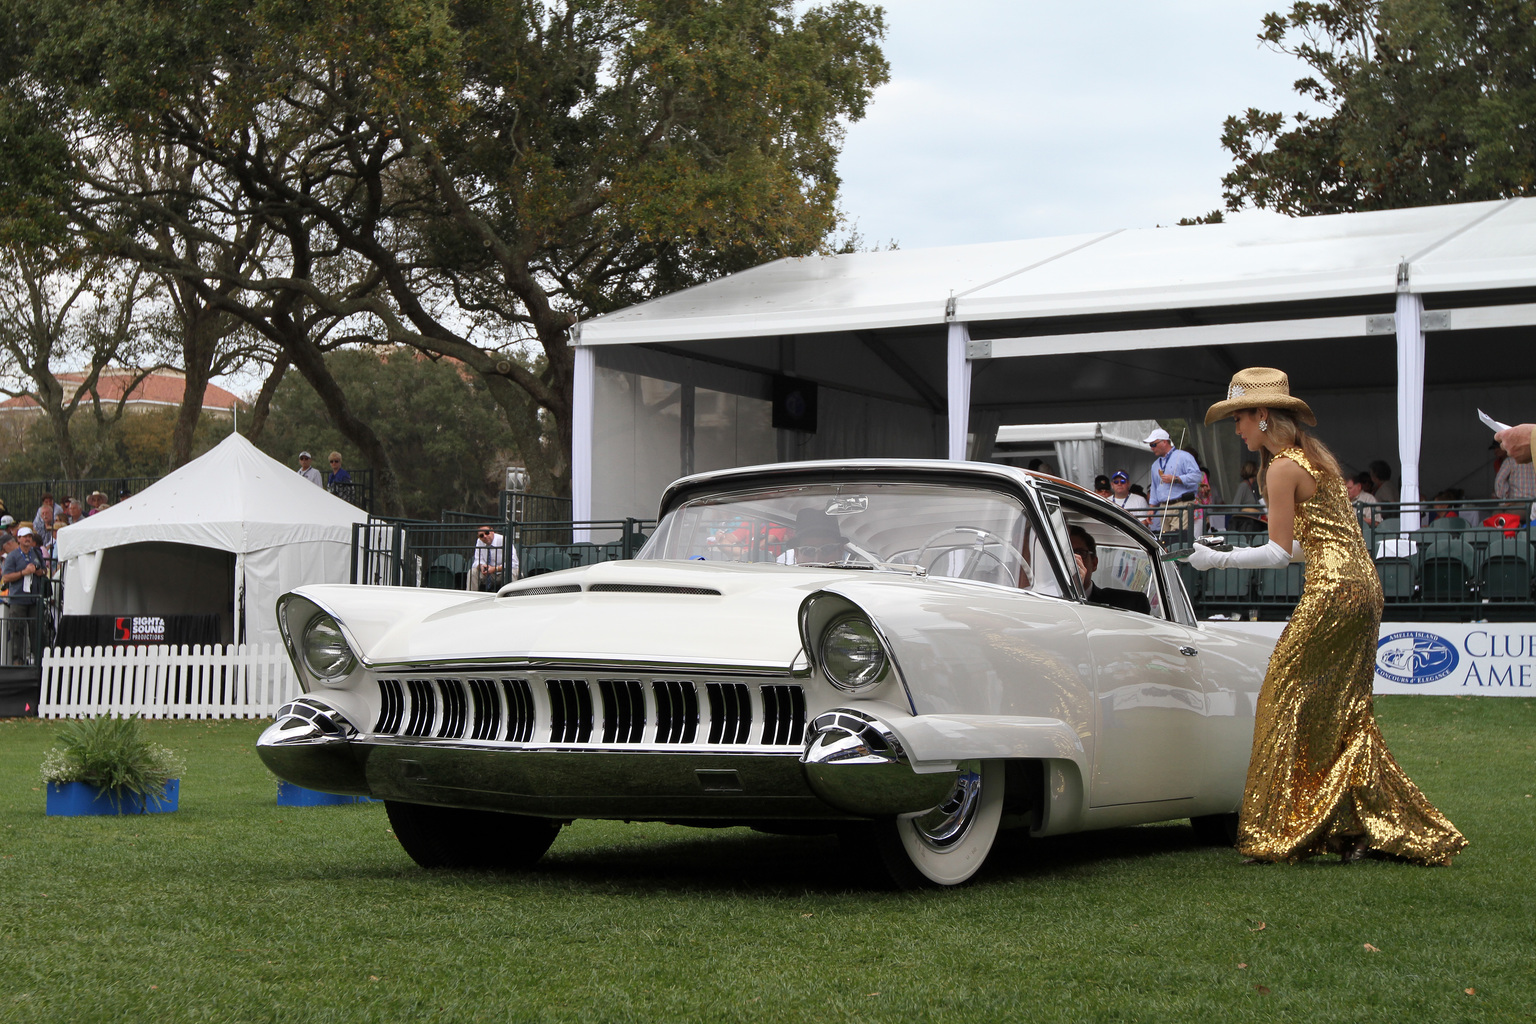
772 375 818 433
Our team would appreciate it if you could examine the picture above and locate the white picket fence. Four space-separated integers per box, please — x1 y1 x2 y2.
40 643 300 719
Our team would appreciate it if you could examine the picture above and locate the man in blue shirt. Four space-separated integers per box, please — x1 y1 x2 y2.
2 525 46 664
1144 427 1202 540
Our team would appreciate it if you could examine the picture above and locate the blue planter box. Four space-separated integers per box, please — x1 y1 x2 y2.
277 781 375 807
46 779 180 816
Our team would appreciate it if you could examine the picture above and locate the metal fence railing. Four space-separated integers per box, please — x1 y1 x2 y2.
1 575 63 668
498 492 574 544
1178 500 1536 621
349 515 656 590
0 477 161 522
2 467 376 517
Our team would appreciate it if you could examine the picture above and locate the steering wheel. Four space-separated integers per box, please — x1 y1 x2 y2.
914 527 1028 582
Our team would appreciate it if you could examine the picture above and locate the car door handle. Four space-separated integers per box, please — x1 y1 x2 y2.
1179 646 1199 657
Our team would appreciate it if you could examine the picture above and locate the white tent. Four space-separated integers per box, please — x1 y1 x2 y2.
992 421 1161 489
56 434 367 648
571 198 1536 522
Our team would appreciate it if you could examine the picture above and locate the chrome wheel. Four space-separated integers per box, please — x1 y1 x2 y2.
852 759 1004 888
909 766 985 850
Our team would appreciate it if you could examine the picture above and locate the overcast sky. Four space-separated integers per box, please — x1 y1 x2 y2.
832 1 1317 249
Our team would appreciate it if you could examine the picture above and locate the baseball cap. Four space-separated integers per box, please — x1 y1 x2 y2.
0 514 13 527
1143 428 1171 444
15 524 34 538
299 451 312 459
1111 471 1129 483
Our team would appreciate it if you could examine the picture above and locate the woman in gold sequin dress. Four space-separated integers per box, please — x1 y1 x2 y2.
1187 368 1466 865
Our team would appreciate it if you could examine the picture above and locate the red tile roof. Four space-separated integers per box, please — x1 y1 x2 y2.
0 371 244 413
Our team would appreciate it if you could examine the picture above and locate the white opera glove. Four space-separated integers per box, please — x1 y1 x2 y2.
1186 539 1293 571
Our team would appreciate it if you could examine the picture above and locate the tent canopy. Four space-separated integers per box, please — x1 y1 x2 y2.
572 199 1536 522
579 199 1536 343
57 434 367 647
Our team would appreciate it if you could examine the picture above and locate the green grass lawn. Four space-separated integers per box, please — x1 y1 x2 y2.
2 697 1533 1024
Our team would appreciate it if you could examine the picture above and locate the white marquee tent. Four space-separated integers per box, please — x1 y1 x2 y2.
56 433 367 648
572 198 1536 521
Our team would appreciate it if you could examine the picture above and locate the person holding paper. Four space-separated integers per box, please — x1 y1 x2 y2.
1495 423 1534 464
1187 367 1466 866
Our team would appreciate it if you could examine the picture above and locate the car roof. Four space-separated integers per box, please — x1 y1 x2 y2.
657 459 1057 516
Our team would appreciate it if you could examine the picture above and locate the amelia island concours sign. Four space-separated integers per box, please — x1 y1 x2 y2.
1214 622 1536 696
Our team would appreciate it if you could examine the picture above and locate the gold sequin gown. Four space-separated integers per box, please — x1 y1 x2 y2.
1236 448 1467 864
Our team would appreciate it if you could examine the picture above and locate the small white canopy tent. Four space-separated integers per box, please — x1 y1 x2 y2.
572 198 1536 522
992 420 1161 489
56 434 367 648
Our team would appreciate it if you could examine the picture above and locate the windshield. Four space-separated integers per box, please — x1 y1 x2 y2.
640 480 1060 592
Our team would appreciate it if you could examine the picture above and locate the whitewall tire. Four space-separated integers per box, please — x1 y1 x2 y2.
862 759 1005 888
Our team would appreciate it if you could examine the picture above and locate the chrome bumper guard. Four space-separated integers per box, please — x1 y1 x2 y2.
258 697 957 819
799 709 958 816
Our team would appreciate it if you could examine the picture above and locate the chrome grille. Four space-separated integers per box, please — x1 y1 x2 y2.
706 682 752 745
547 678 594 743
598 679 646 743
653 680 699 744
368 673 802 749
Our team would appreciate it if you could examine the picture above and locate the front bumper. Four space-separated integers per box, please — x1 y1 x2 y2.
257 698 958 821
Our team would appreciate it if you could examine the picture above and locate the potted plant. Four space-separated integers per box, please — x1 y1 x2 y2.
40 715 185 816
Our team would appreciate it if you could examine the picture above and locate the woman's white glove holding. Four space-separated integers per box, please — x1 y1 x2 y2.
1186 539 1298 571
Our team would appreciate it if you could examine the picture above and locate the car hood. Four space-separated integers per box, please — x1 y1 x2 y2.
292 560 897 671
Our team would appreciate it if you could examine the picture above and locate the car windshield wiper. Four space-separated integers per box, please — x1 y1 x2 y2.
796 561 927 576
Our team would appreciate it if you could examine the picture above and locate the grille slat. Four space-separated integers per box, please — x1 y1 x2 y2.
598 679 646 743
706 682 753 745
502 678 535 742
404 679 437 737
547 679 594 743
653 680 699 744
376 678 404 733
467 678 502 740
761 684 807 746
436 678 468 738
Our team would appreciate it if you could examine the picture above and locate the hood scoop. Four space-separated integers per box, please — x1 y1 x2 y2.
587 583 722 596
503 584 582 597
502 582 724 598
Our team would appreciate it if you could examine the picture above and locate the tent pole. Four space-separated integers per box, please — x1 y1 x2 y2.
1395 283 1425 515
947 322 972 461
571 342 595 541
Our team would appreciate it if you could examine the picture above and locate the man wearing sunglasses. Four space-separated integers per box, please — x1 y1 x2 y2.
473 526 517 592
777 509 849 565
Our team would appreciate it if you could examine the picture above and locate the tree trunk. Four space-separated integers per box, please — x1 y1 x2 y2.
169 308 226 469
277 324 405 517
243 356 289 442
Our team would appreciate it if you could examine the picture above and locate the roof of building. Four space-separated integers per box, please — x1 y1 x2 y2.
0 370 244 413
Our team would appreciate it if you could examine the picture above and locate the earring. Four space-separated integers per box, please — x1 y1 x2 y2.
1259 418 1269 432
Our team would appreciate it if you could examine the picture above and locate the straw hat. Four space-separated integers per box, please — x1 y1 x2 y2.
1204 367 1316 426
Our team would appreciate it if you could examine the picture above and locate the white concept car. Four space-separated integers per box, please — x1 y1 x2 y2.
258 460 1271 887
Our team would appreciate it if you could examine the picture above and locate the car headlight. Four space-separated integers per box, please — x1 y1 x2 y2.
820 615 888 691
301 614 356 683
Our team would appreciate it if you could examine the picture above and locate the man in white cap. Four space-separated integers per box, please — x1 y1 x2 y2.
2 524 46 664
1144 427 1202 538
296 451 323 487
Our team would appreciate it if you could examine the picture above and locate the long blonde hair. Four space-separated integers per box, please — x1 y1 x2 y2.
1256 409 1342 498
